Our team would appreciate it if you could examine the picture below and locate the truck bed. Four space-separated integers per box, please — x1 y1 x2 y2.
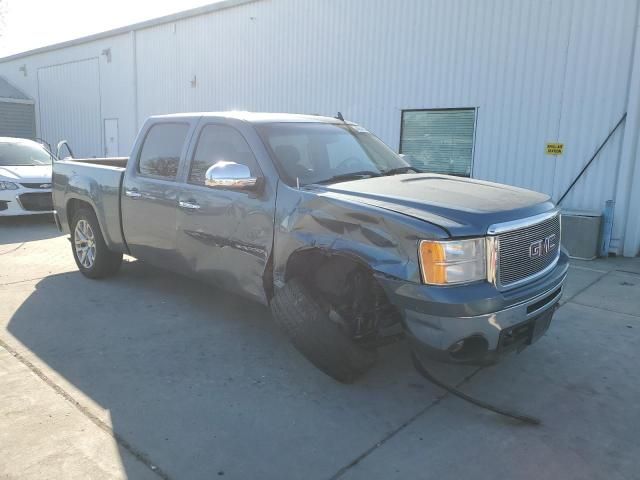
64 157 129 168
52 157 129 252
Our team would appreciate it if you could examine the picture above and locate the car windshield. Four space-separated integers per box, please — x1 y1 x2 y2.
0 141 52 166
257 122 414 186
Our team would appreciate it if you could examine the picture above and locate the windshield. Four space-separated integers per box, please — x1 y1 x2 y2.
0 141 52 166
257 122 413 186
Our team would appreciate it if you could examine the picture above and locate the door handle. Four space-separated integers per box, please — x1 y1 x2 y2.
125 189 142 199
178 200 201 210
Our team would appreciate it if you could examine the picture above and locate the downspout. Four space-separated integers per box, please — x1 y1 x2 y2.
618 4 640 257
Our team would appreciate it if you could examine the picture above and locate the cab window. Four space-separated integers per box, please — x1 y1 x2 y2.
188 124 260 186
137 123 190 179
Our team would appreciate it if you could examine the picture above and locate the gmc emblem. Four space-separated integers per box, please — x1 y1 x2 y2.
529 234 557 258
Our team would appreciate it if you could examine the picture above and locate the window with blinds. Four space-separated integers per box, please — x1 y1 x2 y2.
400 109 476 177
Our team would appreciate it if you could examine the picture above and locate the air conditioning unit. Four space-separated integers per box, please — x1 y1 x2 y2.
561 210 602 260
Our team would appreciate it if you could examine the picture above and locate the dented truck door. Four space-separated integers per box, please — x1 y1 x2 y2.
175 120 275 304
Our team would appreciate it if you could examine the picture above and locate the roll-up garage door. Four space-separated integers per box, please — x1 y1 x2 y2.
0 102 36 139
37 58 101 157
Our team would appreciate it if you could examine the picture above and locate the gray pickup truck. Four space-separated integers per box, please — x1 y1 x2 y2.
53 112 568 382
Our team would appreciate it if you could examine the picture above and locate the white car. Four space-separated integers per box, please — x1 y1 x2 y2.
0 137 54 216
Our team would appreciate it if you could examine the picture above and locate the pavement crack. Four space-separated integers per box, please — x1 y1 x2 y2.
567 301 640 318
613 269 640 276
328 367 483 480
0 276 48 287
560 270 610 305
0 337 171 480
0 243 25 255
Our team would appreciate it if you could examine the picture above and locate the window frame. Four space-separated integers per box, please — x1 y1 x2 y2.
185 122 264 190
135 121 192 182
399 107 478 178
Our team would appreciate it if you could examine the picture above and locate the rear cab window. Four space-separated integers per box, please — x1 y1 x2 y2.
137 123 190 180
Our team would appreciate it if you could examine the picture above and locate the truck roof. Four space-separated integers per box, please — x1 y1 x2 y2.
149 111 349 125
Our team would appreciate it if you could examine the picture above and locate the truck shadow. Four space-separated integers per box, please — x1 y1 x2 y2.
6 260 446 479
0 215 61 245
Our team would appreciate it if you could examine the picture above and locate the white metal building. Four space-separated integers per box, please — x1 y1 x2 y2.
0 0 639 256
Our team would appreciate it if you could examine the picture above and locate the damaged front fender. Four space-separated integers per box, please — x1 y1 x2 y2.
272 182 449 290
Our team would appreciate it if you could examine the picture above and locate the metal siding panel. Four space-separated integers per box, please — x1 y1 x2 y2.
1 0 638 249
37 58 102 157
129 0 638 247
551 0 637 245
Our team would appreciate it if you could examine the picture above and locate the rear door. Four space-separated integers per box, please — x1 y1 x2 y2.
121 119 196 270
175 121 276 303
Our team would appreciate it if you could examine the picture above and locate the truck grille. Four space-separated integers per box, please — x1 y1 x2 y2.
497 213 561 287
18 192 53 211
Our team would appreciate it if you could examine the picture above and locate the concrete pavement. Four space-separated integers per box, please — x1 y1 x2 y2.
1 215 638 479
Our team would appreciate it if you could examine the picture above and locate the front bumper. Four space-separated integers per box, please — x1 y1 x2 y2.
0 188 53 216
379 249 569 365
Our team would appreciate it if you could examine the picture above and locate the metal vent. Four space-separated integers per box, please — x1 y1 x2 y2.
497 214 561 288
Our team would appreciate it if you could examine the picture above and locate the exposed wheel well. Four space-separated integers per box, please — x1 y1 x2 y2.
283 248 401 341
66 198 94 230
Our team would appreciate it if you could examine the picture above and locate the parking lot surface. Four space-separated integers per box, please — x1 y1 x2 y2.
1 216 639 479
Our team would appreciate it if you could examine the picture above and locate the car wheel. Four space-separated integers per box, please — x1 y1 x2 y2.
271 277 376 383
71 207 122 279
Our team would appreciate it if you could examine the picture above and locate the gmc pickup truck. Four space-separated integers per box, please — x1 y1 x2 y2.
53 112 568 383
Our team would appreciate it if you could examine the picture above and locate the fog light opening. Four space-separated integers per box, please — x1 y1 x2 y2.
448 335 489 361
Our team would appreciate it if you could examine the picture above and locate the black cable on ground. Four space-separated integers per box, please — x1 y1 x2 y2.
411 352 541 426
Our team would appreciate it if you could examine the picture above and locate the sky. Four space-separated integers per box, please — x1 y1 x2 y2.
0 0 220 57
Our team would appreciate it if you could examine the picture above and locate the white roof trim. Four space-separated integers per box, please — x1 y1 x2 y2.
0 0 259 63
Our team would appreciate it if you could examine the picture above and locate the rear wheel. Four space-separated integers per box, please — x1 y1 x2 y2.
71 207 122 279
271 277 377 383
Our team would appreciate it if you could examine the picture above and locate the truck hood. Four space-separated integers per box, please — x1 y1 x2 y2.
307 174 555 237
0 165 52 183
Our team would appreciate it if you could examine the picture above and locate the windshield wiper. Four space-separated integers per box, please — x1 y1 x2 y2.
312 171 382 185
382 166 419 176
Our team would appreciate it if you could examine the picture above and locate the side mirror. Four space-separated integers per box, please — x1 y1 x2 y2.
205 161 260 191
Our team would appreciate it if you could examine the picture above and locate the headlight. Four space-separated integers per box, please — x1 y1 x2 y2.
0 181 19 190
419 238 486 285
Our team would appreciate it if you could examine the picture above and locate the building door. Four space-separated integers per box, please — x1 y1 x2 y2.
104 119 119 157
37 58 101 157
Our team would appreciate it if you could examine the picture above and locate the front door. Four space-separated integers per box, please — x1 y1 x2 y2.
176 122 275 303
121 120 193 270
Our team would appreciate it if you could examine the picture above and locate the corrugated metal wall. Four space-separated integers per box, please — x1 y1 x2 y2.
1 0 639 253
37 58 102 157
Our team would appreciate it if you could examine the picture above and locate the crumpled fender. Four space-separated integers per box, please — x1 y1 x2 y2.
272 182 449 289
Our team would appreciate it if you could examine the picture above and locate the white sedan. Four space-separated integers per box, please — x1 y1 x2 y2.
0 137 54 216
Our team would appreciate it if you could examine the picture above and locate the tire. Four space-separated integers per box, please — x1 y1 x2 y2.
71 207 122 279
271 278 376 383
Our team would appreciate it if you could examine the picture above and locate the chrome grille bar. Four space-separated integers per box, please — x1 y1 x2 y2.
487 210 561 290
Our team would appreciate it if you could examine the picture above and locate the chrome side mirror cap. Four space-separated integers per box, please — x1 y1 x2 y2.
205 161 260 191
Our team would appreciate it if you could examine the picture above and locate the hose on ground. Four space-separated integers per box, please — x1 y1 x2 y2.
411 352 541 426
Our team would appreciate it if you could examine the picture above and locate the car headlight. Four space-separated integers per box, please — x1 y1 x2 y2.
419 238 486 285
0 181 19 190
